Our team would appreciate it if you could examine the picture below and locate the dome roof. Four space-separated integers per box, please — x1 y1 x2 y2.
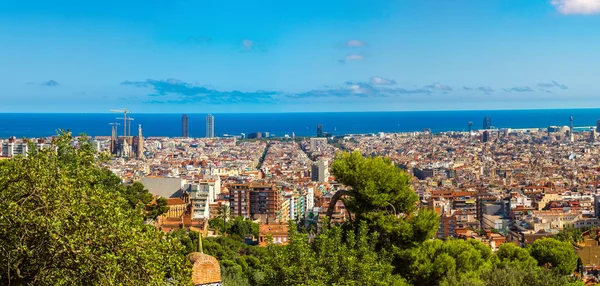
187 252 221 285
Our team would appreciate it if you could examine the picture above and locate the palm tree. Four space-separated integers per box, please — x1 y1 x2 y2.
216 204 230 233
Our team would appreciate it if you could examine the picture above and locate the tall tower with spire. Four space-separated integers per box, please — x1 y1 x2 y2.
110 125 116 154
137 124 144 159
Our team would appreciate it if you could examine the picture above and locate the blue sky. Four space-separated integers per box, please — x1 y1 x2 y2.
2 0 600 112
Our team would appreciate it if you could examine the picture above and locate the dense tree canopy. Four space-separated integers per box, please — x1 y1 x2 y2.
331 151 439 252
0 133 190 285
529 238 578 276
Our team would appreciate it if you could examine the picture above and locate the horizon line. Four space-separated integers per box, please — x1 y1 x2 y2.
3 107 600 114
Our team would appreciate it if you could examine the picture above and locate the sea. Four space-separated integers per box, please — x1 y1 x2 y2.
1 109 600 138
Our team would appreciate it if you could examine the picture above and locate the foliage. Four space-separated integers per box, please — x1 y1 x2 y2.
495 242 538 270
555 226 585 244
529 238 578 276
122 181 169 220
262 222 405 286
208 216 258 240
404 239 492 286
481 264 577 286
0 132 190 285
330 151 439 252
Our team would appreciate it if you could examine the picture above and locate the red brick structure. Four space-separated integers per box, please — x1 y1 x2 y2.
188 252 221 285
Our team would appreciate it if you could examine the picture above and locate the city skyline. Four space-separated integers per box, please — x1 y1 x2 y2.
3 0 600 112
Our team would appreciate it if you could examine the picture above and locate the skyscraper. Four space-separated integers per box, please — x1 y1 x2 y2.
317 124 323 137
182 114 189 138
206 114 214 138
482 131 490 143
597 120 600 132
483 116 491 130
569 116 574 142
468 122 473 136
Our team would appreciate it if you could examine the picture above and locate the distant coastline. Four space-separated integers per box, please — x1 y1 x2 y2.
1 109 600 138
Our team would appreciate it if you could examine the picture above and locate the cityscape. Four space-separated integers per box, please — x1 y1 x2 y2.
5 110 600 282
5 0 600 285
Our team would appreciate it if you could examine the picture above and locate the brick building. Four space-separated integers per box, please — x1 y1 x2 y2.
229 183 282 223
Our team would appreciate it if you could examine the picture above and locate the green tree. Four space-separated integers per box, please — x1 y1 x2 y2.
122 181 169 220
331 152 439 246
495 242 538 269
262 222 404 286
228 217 259 240
482 264 576 286
529 238 578 276
216 204 231 233
0 132 190 285
555 226 584 244
147 196 169 220
405 239 492 286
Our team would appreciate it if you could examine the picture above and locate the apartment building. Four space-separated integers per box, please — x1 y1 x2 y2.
229 183 282 223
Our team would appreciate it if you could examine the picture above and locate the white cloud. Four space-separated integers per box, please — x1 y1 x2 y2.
346 40 367 47
424 82 453 91
241 39 253 49
344 54 364 61
369 76 396 85
551 0 600 15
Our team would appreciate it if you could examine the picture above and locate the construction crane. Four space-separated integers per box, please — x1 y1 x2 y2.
109 122 120 136
110 109 128 137
117 117 134 137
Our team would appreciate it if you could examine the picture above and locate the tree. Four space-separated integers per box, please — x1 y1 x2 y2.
481 264 576 286
122 181 169 220
330 151 439 274
529 238 578 276
228 217 259 240
216 204 231 233
147 196 169 220
262 222 404 286
556 226 584 244
0 132 190 285
405 239 492 286
495 242 538 270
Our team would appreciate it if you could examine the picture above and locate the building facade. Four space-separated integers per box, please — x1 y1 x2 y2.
229 183 282 223
182 114 189 138
206 114 215 138
311 160 329 183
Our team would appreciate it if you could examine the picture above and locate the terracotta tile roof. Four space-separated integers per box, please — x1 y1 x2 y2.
167 198 186 205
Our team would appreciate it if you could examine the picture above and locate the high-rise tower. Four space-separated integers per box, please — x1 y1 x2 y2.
482 131 490 143
206 114 214 138
569 116 574 142
182 114 189 138
570 116 574 132
317 124 323 137
483 116 491 130
468 122 473 136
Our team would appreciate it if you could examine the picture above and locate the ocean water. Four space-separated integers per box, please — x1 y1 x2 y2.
1 109 600 138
